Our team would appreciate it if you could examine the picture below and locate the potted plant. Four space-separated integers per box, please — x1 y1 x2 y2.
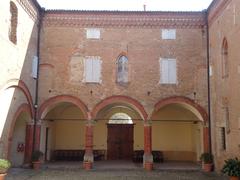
222 158 240 180
0 159 11 180
200 153 213 172
32 150 43 170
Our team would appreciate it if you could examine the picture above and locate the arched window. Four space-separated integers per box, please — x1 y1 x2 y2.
222 38 228 78
108 113 133 124
9 1 18 44
117 55 128 83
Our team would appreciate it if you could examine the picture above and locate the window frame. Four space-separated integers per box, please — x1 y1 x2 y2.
159 58 177 84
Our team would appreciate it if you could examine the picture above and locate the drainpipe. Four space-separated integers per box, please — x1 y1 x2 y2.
32 8 44 156
205 10 212 154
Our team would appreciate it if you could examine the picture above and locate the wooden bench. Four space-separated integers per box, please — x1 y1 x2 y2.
52 150 85 161
152 151 164 163
93 150 106 161
132 150 144 162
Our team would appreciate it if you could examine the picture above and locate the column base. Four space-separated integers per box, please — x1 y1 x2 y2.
83 161 93 170
144 162 153 171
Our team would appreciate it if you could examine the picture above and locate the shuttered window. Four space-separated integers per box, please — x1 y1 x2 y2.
84 57 102 83
160 58 177 84
31 56 38 79
86 28 100 39
162 29 176 40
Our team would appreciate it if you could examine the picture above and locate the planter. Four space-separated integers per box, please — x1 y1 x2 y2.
83 162 92 170
230 176 239 180
0 173 7 180
32 161 41 170
144 162 153 171
203 163 213 172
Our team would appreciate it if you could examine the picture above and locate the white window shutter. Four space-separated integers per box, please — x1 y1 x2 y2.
168 59 177 84
84 59 93 82
160 59 169 84
92 59 101 83
86 28 100 39
31 56 38 79
162 29 176 40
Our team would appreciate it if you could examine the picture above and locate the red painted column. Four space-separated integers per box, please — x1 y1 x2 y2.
24 122 41 164
24 123 33 164
83 112 94 170
143 121 153 171
203 126 210 153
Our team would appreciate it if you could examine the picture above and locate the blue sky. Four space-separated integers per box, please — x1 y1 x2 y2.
37 0 213 11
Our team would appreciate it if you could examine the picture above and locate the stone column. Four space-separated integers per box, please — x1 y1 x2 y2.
143 121 153 171
83 112 94 170
24 121 41 164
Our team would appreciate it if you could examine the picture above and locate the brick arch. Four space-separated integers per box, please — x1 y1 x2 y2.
152 96 208 123
1 79 34 117
7 103 32 159
92 95 148 120
38 95 88 119
152 96 210 152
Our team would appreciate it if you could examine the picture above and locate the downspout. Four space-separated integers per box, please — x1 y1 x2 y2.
32 8 44 156
205 10 212 154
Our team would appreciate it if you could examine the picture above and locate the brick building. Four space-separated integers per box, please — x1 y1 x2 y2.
0 0 239 171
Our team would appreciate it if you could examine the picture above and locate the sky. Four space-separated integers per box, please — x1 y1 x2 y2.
37 0 213 11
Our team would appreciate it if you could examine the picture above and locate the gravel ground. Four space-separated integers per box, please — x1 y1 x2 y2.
6 168 228 180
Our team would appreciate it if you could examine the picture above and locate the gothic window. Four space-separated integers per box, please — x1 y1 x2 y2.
9 1 18 44
222 38 228 78
117 55 128 83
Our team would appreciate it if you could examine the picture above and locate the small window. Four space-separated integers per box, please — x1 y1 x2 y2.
162 29 176 40
108 113 133 124
86 28 100 39
84 56 102 83
220 127 226 150
160 58 177 84
222 38 228 78
117 55 128 83
9 1 18 44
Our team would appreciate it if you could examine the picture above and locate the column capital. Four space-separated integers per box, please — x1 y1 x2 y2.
86 119 95 126
143 120 152 126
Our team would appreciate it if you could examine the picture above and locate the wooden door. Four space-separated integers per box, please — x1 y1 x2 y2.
107 124 133 160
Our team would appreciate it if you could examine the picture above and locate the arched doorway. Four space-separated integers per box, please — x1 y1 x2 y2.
151 97 208 163
107 113 133 160
92 96 147 161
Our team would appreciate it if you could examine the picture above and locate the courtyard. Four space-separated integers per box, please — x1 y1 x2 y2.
6 168 228 180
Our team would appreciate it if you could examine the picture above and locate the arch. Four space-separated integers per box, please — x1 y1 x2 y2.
38 95 88 119
92 95 148 120
152 96 208 123
7 103 32 159
151 96 210 153
221 37 228 78
1 79 34 117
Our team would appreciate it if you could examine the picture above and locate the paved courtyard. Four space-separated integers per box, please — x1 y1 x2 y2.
6 168 228 180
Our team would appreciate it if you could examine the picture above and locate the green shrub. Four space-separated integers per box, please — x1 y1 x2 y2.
222 158 240 177
200 153 213 164
0 159 11 173
32 150 43 162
